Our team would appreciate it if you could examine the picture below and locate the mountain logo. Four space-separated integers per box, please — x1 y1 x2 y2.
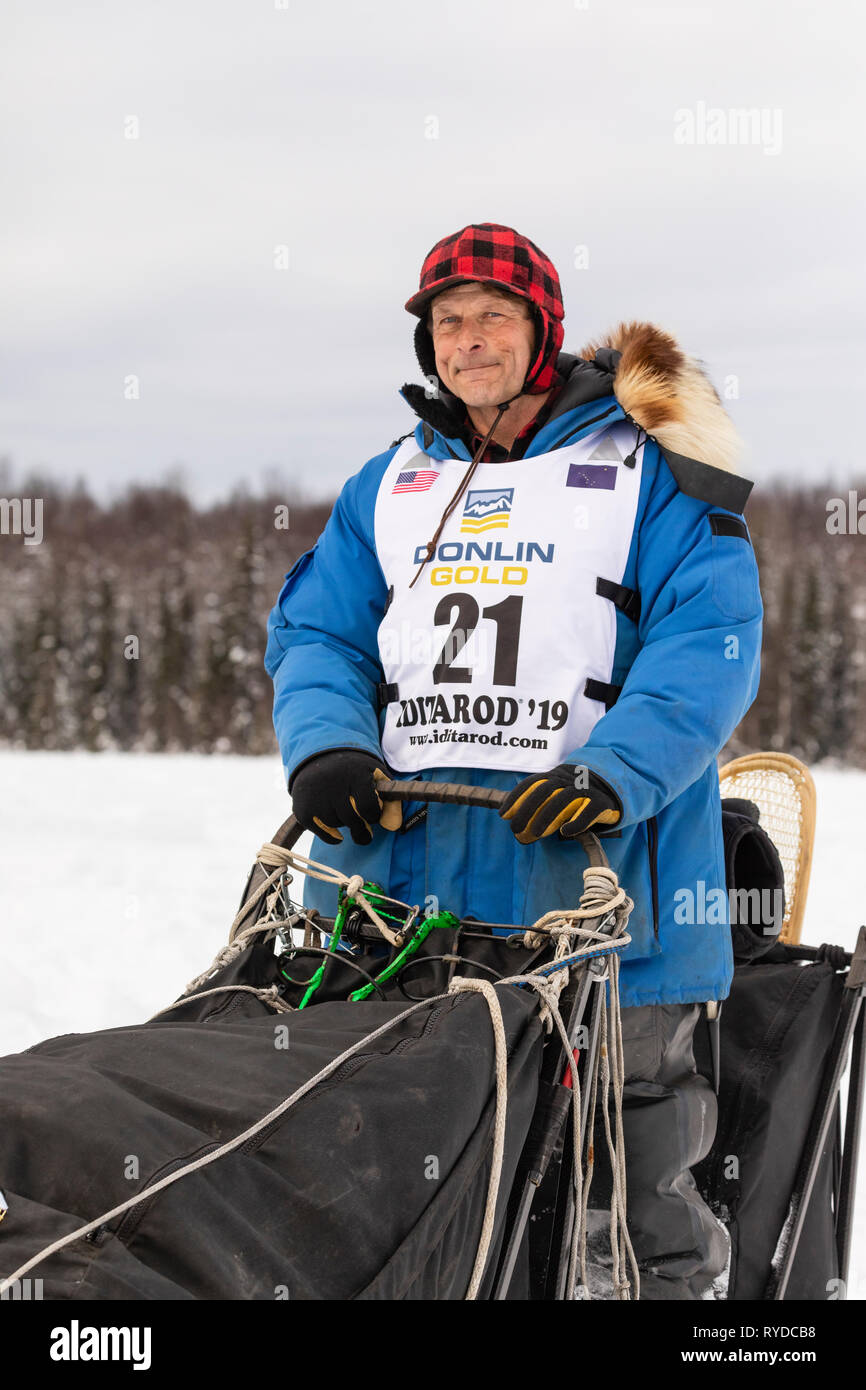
460 488 515 534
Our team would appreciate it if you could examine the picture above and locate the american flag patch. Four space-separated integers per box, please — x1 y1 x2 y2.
393 469 439 494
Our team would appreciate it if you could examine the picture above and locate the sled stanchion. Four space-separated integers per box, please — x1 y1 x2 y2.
836 1004 866 1285
541 976 608 1302
233 813 307 936
702 1000 722 1096
765 925 866 1300
553 979 607 1301
834 927 866 1288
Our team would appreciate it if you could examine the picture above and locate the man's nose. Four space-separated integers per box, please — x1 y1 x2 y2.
454 318 486 352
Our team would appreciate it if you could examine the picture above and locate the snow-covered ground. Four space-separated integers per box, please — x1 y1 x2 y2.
0 751 863 1295
0 751 306 1051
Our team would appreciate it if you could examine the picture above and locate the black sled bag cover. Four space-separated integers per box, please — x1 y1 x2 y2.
0 988 543 1300
694 946 844 1300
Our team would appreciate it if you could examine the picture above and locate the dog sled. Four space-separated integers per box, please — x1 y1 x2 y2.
0 761 863 1301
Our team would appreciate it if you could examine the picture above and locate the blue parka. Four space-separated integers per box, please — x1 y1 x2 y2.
265 336 762 1007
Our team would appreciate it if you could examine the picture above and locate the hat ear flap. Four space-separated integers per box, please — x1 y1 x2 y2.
414 318 441 390
522 304 546 388
524 305 564 393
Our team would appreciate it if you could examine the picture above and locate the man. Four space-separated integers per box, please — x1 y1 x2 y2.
265 223 763 1299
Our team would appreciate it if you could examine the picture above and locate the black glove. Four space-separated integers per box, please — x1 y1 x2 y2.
499 764 622 845
289 749 401 846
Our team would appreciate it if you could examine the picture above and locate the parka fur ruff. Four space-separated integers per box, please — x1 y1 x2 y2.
578 321 742 475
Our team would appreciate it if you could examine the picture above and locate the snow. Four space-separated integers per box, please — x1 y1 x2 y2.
0 751 307 1051
0 750 863 1296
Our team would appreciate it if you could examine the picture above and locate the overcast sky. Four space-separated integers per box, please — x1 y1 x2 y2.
2 0 864 503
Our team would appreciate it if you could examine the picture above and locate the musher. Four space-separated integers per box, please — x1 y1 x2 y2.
265 223 763 1298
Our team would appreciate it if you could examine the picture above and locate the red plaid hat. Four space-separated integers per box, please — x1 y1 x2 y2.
405 223 564 395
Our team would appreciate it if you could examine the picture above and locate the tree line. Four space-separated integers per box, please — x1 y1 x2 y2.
0 469 863 767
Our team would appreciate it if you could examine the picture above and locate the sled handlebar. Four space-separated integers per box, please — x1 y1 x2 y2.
376 778 608 865
267 778 608 868
377 777 508 811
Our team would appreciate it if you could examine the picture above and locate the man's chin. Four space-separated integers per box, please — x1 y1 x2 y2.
451 378 511 407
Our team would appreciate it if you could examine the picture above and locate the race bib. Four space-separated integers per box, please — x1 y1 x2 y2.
374 424 644 773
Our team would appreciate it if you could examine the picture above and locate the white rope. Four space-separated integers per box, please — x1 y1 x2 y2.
149 983 293 1021
247 844 406 946
227 859 288 944
593 971 629 1297
448 977 509 1300
521 867 627 946
604 954 641 1300
577 1003 601 1294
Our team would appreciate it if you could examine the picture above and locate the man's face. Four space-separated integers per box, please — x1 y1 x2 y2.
428 282 535 407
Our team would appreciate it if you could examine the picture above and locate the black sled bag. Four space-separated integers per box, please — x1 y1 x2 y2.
694 946 844 1300
0 988 543 1300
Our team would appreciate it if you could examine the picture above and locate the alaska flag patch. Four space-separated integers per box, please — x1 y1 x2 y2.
566 463 617 490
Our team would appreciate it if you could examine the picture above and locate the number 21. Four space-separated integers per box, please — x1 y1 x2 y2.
432 593 523 686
